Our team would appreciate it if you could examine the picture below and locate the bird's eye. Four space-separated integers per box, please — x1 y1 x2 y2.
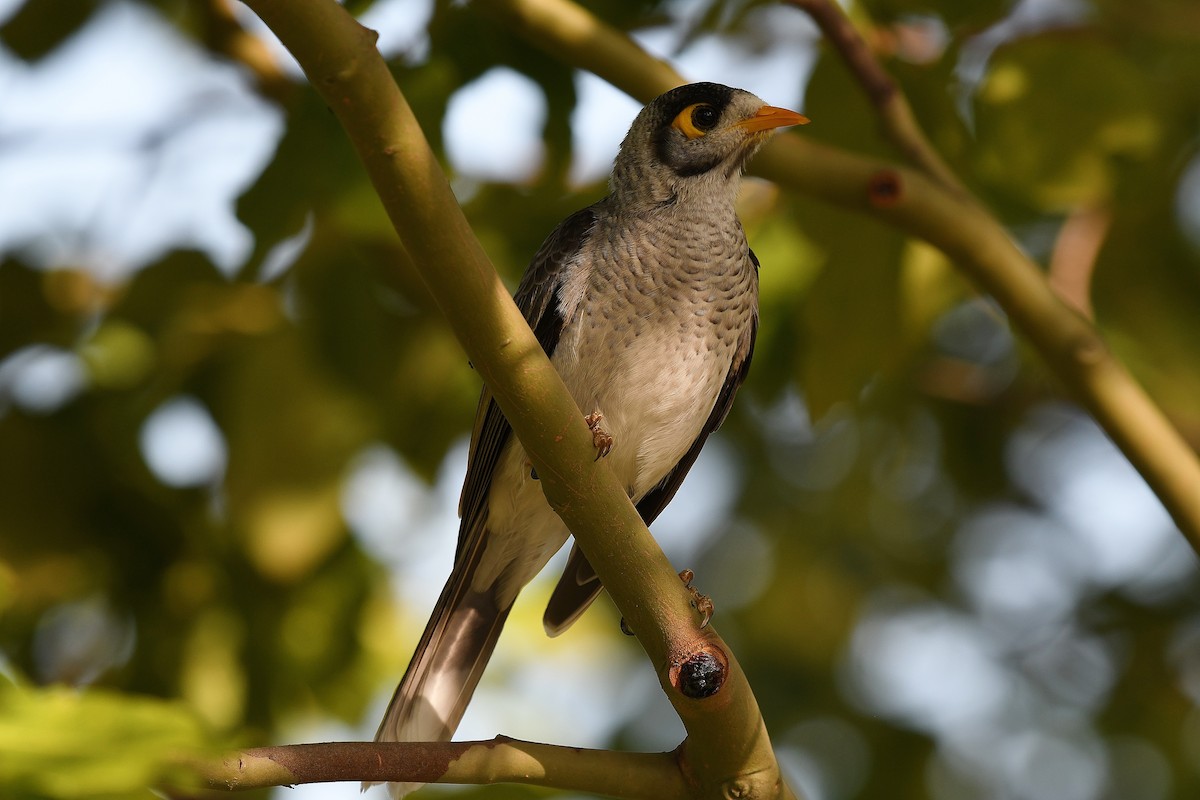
672 103 720 139
692 105 718 130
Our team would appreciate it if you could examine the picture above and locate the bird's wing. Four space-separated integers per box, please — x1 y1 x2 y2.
373 207 599 773
455 206 598 560
543 249 760 636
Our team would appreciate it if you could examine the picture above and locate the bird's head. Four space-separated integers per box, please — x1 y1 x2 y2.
611 82 808 207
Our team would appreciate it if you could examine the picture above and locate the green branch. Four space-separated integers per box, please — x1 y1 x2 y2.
194 739 686 798
477 0 1200 554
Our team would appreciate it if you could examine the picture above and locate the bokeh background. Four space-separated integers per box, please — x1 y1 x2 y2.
3 0 1200 799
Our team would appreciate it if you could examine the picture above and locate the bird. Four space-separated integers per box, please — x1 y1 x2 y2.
371 82 807 797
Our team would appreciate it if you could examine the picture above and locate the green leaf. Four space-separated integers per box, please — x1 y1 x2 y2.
972 34 1162 211
0 677 213 799
798 202 907 418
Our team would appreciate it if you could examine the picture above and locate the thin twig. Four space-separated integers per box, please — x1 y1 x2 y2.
1048 205 1110 320
785 0 967 195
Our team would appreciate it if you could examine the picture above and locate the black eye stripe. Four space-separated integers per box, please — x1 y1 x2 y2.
649 82 739 176
657 82 736 125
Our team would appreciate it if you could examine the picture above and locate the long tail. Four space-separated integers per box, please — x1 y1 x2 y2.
370 530 510 798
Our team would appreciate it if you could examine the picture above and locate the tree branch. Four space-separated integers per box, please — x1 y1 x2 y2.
200 0 291 103
477 0 1200 554
782 0 966 195
193 739 686 798
232 0 796 797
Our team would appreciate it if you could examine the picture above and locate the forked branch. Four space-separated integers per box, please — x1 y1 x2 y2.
478 0 1200 554
784 0 966 194
214 0 799 797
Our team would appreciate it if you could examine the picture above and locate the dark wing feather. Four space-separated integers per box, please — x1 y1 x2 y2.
372 208 598 770
543 249 760 635
455 206 597 560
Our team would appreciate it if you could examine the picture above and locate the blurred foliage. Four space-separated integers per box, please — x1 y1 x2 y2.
2 1 1200 800
0 675 214 799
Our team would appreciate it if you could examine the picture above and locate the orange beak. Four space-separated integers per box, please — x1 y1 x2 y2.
736 105 810 133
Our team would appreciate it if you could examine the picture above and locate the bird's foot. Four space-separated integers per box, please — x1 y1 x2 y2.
585 411 614 460
619 569 714 635
679 569 715 629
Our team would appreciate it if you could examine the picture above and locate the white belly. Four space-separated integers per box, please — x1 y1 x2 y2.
476 318 732 607
568 325 728 499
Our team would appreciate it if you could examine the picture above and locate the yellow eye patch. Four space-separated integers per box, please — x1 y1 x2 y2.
672 103 720 139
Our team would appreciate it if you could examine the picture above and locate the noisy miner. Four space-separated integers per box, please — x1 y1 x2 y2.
372 82 808 798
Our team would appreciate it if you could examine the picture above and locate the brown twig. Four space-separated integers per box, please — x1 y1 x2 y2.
1048 205 1111 320
785 0 967 195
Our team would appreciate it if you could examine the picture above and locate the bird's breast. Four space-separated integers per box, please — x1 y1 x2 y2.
553 213 756 499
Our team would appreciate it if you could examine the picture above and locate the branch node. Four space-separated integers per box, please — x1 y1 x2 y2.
1072 333 1108 366
360 23 381 47
867 170 904 207
673 644 729 699
724 777 753 799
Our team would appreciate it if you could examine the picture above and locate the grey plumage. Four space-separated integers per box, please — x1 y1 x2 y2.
371 82 806 798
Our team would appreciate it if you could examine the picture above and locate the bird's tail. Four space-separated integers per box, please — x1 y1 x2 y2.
369 532 510 799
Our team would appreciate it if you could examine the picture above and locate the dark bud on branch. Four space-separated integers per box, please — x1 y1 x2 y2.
867 169 903 207
674 646 727 699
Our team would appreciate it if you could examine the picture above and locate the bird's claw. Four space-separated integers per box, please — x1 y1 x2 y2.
619 570 714 635
585 411 614 460
679 569 715 629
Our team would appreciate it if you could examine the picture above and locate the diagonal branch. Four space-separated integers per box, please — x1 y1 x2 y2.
476 0 1200 555
231 1 798 798
783 0 967 195
193 739 687 798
